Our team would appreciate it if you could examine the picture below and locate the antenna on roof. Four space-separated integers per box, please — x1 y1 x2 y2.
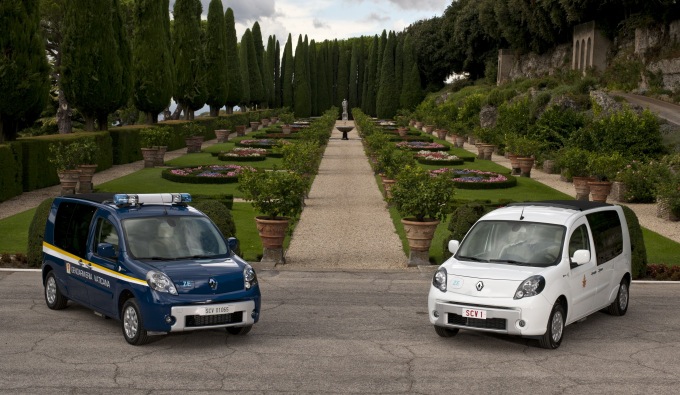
519 207 525 221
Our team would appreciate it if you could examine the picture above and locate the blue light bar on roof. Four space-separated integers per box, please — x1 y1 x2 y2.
113 193 191 207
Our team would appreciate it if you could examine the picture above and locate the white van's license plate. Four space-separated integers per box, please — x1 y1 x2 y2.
463 308 487 319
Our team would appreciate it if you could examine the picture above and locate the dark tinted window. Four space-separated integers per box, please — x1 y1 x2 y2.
568 224 590 257
586 210 623 265
94 218 120 258
53 202 97 257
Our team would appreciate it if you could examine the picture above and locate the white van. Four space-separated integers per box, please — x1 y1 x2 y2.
428 201 632 349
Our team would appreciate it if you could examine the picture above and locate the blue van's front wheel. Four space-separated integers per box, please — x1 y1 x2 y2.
45 272 68 310
122 299 150 345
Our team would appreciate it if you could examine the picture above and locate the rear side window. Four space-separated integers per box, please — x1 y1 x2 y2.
54 202 97 258
586 210 623 265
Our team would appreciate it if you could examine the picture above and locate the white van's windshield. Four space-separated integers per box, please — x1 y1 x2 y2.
456 221 565 267
122 216 228 260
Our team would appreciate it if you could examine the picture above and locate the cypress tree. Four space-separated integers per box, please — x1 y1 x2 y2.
0 0 49 142
335 43 349 108
331 40 339 105
394 34 404 104
244 28 264 108
316 43 329 114
376 31 399 119
274 39 281 108
324 41 334 112
400 34 423 111
375 30 387 100
281 34 294 109
309 40 318 116
132 0 174 124
265 35 276 108
111 0 131 126
204 0 228 117
356 37 366 110
293 35 311 118
348 41 360 114
361 35 379 116
251 22 268 107
61 0 124 130
172 0 206 120
239 30 251 108
224 8 242 114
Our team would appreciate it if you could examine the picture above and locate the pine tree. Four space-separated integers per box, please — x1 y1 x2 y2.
376 31 399 119
204 0 228 117
293 35 311 118
61 0 125 130
0 0 49 142
400 34 423 111
132 0 174 124
172 0 206 120
251 22 268 107
361 35 379 116
224 8 242 114
281 34 294 109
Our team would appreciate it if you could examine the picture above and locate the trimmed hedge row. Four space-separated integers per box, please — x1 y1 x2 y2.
0 110 276 202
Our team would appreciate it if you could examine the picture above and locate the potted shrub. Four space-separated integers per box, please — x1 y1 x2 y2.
510 135 545 178
557 147 593 200
181 122 205 153
213 119 231 143
238 168 307 264
48 143 80 195
140 127 171 167
587 152 626 202
377 146 416 199
74 138 100 193
389 165 456 266
279 112 295 134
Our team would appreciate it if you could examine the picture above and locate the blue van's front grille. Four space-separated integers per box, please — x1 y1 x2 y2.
185 311 243 327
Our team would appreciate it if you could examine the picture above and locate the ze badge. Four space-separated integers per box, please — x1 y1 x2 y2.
450 277 463 289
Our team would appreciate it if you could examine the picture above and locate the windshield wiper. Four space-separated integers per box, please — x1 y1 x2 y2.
489 259 530 266
138 256 170 261
458 256 488 262
174 255 217 260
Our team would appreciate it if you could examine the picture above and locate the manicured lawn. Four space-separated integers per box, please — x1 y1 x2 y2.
0 209 35 255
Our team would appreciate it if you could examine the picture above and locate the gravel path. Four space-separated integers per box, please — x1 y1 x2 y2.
284 121 407 269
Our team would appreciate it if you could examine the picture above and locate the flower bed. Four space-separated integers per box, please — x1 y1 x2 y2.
415 150 464 165
236 139 289 148
388 134 434 142
161 164 253 184
431 168 517 189
396 141 447 151
218 148 268 162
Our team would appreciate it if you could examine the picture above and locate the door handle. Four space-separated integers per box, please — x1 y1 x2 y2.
598 268 603 272
591 271 597 275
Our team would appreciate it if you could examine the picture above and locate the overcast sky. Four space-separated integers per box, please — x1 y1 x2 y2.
170 0 448 46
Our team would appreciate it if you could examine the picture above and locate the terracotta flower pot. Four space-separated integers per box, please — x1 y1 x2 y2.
235 125 246 136
153 146 167 166
57 169 81 195
455 136 466 148
588 180 613 203
572 176 596 201
508 154 521 175
475 143 485 159
397 127 408 137
255 216 290 265
214 129 230 143
436 129 448 140
260 119 270 127
141 147 159 168
415 121 424 129
77 164 97 193
517 157 535 178
381 177 396 199
250 121 260 131
424 125 435 134
401 218 440 266
482 144 495 160
185 136 203 153
282 125 292 134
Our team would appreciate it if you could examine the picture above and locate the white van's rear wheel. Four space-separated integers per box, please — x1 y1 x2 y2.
606 280 629 316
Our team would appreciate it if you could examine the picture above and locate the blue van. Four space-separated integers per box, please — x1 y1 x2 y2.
41 193 260 345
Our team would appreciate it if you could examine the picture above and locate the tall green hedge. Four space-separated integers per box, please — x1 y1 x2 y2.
0 143 23 202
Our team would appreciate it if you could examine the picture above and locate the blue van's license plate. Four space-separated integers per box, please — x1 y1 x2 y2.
203 305 232 315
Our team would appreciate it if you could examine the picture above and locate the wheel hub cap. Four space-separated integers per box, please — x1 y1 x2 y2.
124 307 138 339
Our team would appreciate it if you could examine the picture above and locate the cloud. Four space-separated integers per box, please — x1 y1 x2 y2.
363 12 390 23
313 18 330 29
346 0 446 11
169 1 276 22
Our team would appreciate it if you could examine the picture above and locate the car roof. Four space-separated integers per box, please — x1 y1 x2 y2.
58 193 202 220
481 200 615 226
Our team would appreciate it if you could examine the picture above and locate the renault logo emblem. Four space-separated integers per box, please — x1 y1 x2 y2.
476 281 484 291
209 278 217 290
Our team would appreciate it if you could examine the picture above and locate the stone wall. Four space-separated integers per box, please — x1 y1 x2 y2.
502 43 572 82
636 20 680 91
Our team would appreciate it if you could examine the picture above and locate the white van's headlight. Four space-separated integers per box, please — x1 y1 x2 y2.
146 271 178 295
433 268 447 292
514 275 545 299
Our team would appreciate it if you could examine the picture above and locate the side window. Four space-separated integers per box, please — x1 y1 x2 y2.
53 202 97 258
568 224 590 258
94 218 120 258
586 210 623 265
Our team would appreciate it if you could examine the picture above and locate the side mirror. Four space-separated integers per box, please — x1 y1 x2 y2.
228 237 239 251
97 243 117 259
448 240 460 255
571 249 590 265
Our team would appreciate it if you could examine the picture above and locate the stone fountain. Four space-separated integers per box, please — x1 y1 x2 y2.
336 123 354 140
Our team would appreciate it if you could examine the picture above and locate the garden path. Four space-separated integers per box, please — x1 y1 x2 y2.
459 141 680 243
283 121 407 269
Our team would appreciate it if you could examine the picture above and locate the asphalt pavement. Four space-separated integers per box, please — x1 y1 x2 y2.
2 270 680 394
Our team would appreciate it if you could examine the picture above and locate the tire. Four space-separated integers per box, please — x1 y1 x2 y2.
606 279 629 316
122 299 150 345
226 325 252 335
44 272 68 310
539 303 565 349
434 325 459 338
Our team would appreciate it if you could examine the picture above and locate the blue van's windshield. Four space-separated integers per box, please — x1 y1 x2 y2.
456 221 566 267
122 216 228 260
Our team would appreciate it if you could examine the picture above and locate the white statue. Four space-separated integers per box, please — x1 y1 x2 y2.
342 99 348 120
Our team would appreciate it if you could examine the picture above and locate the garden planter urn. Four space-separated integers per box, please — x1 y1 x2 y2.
255 216 289 265
508 154 521 175
436 129 448 140
57 170 80 195
455 136 466 148
235 125 246 136
214 129 230 143
397 127 409 137
141 147 159 168
588 181 613 203
481 144 495 160
153 146 167 166
517 157 535 178
572 176 595 201
77 164 97 193
250 121 260 132
281 125 292 134
401 218 440 266
424 125 435 134
185 136 203 153
260 118 270 127
381 177 396 199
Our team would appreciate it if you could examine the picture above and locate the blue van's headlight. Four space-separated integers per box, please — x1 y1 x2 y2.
244 264 257 290
147 271 178 295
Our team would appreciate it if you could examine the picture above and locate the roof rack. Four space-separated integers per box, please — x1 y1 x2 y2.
507 200 612 212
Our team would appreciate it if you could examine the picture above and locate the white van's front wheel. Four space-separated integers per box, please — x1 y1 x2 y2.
606 280 629 316
539 303 564 349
